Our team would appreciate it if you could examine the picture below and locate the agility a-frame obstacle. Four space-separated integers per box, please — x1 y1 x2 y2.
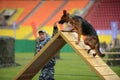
14 31 120 80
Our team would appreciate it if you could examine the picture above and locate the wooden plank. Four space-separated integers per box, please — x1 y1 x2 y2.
69 41 86 50
70 41 90 49
78 49 94 58
104 75 120 80
60 32 120 80
14 32 66 80
94 66 116 76
62 32 78 41
94 66 120 80
86 57 107 67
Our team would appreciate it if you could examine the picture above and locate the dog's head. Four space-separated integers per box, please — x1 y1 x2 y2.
58 10 70 24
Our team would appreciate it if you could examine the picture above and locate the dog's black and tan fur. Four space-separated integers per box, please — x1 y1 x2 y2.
58 10 105 57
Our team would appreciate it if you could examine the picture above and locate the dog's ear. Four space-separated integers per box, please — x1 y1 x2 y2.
63 10 66 14
63 10 67 15
63 10 70 16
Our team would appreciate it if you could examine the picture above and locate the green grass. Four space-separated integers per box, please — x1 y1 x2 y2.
0 53 120 80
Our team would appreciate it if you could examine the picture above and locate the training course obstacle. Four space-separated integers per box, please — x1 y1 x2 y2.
14 31 120 80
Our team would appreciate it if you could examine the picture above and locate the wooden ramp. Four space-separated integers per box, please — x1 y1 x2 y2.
14 31 120 80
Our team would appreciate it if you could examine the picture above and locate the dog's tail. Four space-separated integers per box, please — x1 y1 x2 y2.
95 43 105 57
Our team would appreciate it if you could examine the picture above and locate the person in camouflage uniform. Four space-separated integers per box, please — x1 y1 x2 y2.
35 30 56 80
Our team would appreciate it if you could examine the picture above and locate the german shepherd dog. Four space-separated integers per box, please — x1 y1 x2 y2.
58 10 105 57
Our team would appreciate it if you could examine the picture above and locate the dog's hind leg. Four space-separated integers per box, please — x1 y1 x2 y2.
95 43 105 57
84 36 97 47
87 49 97 57
84 36 97 57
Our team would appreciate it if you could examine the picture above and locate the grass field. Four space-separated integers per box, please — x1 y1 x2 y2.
0 53 120 80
